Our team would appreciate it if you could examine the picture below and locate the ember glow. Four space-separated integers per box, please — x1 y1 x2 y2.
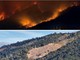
40 3 70 23
0 12 5 21
0 1 79 28
19 17 36 28
39 1 79 23
46 5 68 21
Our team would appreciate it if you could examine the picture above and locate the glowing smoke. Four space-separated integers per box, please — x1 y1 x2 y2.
0 12 5 20
18 16 36 28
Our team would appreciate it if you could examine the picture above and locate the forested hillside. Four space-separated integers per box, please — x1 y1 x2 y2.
0 31 80 60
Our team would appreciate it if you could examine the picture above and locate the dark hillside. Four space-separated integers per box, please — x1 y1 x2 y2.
29 6 80 29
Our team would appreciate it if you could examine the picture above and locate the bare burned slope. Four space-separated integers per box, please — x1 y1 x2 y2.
37 36 80 60
27 37 76 60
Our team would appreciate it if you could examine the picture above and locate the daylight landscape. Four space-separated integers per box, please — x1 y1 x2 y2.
0 30 80 60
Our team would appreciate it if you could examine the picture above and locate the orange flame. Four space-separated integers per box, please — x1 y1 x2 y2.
19 17 36 28
0 2 79 28
40 2 79 24
40 5 68 23
0 12 5 21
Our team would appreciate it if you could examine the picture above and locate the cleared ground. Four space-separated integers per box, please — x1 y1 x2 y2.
27 37 75 60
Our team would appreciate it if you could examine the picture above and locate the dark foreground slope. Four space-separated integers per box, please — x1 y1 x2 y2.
0 31 80 60
29 6 80 29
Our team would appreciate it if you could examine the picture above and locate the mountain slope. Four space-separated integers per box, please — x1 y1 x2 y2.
0 31 80 60
29 6 80 29
37 36 80 60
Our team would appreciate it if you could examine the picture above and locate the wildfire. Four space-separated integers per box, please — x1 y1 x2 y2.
40 2 79 24
19 17 36 28
0 1 79 28
40 5 68 23
0 12 5 21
